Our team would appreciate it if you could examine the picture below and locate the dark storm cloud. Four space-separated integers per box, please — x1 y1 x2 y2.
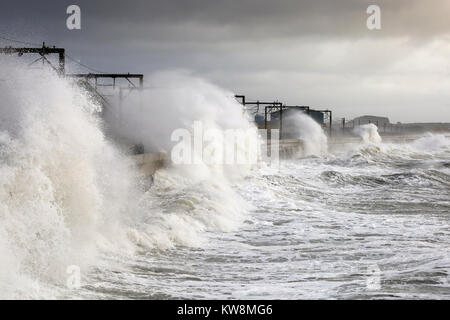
0 0 449 122
2 0 449 42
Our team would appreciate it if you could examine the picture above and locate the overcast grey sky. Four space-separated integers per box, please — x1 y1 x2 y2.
1 0 449 122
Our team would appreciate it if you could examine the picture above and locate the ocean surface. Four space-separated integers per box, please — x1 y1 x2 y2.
0 63 449 299
77 134 450 300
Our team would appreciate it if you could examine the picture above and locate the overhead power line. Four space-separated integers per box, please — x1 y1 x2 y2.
0 33 41 47
65 54 106 74
0 32 106 74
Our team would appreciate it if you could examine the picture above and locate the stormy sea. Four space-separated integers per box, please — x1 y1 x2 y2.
0 60 449 299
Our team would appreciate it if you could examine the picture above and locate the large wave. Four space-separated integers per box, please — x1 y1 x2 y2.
353 123 382 144
0 62 255 298
283 113 328 157
0 60 142 298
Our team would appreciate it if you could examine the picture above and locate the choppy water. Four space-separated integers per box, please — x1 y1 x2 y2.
0 62 448 299
79 134 450 299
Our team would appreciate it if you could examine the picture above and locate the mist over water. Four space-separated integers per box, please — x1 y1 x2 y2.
0 62 255 298
84 129 449 299
354 123 383 144
0 59 449 299
113 71 256 152
283 113 328 156
0 60 143 298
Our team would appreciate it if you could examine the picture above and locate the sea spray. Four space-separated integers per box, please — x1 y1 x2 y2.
410 132 449 153
283 112 328 157
109 71 256 152
344 129 449 166
119 72 258 248
354 123 382 144
0 60 144 297
0 63 258 297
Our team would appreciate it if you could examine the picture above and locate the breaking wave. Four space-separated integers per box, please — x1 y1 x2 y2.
1 58 448 300
283 113 328 157
353 123 382 144
0 62 255 298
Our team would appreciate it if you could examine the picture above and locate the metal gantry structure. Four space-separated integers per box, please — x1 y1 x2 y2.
0 42 65 75
235 95 282 115
235 95 333 138
0 42 145 126
67 73 144 89
0 42 334 140
0 42 144 89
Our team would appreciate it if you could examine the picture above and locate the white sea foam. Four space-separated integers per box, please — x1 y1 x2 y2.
121 73 259 249
1 59 448 300
353 123 382 144
0 62 255 297
0 60 140 297
283 113 328 157
409 132 450 153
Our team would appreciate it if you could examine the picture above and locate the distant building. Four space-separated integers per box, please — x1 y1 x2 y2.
353 115 390 127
